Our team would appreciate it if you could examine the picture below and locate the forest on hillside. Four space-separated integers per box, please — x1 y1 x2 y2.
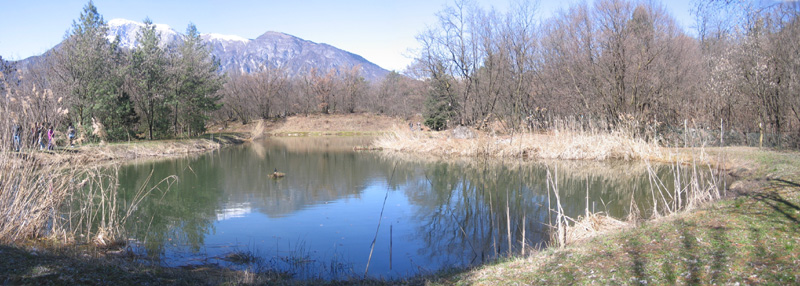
1 0 799 148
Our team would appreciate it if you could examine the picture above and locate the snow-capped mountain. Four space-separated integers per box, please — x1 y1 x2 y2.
105 19 389 81
106 18 182 48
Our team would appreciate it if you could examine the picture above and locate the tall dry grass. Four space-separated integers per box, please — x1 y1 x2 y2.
545 148 724 247
60 167 177 246
0 153 72 242
643 156 723 218
374 120 661 161
0 152 175 245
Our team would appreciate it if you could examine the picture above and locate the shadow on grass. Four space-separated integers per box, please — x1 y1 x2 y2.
678 220 702 285
509 178 800 285
0 244 204 285
0 244 302 285
745 179 800 225
623 235 648 284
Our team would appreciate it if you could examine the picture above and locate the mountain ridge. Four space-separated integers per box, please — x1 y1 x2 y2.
15 18 390 81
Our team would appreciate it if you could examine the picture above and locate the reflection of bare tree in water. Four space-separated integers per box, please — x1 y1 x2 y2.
402 159 676 266
405 162 552 266
109 137 695 270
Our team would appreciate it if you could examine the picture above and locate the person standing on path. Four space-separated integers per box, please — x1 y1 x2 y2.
46 124 54 150
37 123 45 150
67 123 76 147
12 123 21 151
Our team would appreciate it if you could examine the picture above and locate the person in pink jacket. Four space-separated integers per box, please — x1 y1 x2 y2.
46 125 55 150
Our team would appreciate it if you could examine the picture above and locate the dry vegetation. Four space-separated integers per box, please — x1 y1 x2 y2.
266 113 403 135
31 134 244 167
375 125 661 161
0 132 245 244
211 113 404 137
434 181 800 285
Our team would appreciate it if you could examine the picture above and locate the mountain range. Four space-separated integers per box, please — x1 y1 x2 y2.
19 19 391 81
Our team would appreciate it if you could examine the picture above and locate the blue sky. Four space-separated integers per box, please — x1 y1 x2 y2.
0 0 695 71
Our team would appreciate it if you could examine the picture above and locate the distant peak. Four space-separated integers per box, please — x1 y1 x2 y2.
258 31 295 39
108 18 140 26
108 18 173 33
202 33 250 43
262 31 287 36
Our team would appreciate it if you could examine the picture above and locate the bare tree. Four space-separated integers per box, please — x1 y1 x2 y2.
308 68 337 114
693 0 800 144
340 65 366 113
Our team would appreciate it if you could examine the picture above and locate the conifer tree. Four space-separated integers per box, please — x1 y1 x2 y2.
169 23 224 137
424 62 458 131
130 18 170 140
52 1 137 141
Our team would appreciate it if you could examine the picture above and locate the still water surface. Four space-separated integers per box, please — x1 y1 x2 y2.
115 137 672 279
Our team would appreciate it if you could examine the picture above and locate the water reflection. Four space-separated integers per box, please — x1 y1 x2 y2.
112 137 679 278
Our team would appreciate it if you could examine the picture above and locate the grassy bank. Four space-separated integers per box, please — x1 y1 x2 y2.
0 243 294 285
427 147 800 285
431 181 800 285
30 133 248 166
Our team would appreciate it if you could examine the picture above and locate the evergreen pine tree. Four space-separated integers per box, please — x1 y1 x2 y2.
169 23 224 137
423 62 457 131
130 17 170 140
53 1 138 141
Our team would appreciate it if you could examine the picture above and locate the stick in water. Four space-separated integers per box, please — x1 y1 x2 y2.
365 163 397 277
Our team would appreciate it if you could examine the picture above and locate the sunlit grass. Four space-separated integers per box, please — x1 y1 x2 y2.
424 148 800 285
435 184 800 285
375 125 661 161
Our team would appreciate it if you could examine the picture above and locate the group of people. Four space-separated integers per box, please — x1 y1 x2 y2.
10 122 76 152
409 122 422 132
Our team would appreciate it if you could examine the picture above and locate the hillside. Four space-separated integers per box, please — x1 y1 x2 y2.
14 18 390 81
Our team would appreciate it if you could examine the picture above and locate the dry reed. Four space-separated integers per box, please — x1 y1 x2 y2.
60 166 177 246
374 124 660 161
546 148 723 247
0 151 176 246
643 150 722 218
0 153 72 242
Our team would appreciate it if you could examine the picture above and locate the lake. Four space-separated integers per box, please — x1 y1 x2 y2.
110 136 677 279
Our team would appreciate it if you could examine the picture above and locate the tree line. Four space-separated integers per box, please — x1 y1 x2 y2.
3 0 799 148
216 66 423 124
1 2 426 148
414 0 799 147
1 1 223 146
